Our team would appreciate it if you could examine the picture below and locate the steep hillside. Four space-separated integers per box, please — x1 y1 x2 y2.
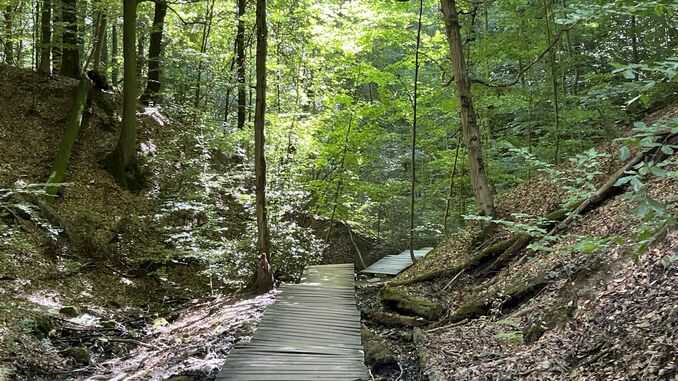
0 65 376 380
359 102 678 381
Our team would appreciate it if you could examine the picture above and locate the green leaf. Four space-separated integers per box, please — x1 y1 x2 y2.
619 146 631 161
614 176 633 187
649 166 668 177
661 145 674 155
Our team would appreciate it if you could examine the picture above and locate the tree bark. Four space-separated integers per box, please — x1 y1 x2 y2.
542 0 561 164
111 21 118 85
105 0 138 189
235 0 247 129
46 77 91 196
91 13 106 72
38 0 51 74
60 0 79 78
443 133 461 235
51 0 61 72
194 0 215 108
254 0 273 294
4 6 14 65
142 0 166 104
409 0 424 263
440 0 495 217
325 114 353 242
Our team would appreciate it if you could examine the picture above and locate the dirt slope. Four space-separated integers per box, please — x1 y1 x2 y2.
360 102 678 381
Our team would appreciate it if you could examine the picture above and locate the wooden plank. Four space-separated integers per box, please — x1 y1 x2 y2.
216 264 369 381
360 247 433 275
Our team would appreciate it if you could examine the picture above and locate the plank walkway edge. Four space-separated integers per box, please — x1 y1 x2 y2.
361 247 433 276
216 263 369 381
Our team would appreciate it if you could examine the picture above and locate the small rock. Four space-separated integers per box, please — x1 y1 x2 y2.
101 320 117 329
59 306 80 317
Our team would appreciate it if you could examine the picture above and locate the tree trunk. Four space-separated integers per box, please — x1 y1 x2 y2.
91 13 106 72
111 21 118 84
38 0 51 74
409 0 424 263
4 6 14 65
542 0 561 164
440 0 495 217
235 0 246 129
443 133 461 235
101 20 108 73
105 0 138 189
325 114 353 242
631 15 639 80
254 0 273 294
141 0 166 104
51 0 61 72
60 0 79 78
194 0 215 108
46 77 91 196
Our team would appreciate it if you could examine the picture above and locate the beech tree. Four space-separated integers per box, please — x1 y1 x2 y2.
105 0 139 189
38 0 51 74
141 0 167 104
60 0 79 78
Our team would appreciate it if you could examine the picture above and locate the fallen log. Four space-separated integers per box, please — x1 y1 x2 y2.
366 311 428 328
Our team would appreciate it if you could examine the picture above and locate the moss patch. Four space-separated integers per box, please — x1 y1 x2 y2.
380 287 443 321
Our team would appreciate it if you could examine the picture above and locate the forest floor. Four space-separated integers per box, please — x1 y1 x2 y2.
358 102 678 380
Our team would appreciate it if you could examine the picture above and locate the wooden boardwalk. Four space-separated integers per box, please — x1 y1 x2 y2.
361 247 433 276
216 263 369 381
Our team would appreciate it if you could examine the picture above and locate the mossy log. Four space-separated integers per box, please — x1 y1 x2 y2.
380 287 443 321
388 238 515 287
45 77 92 197
366 311 428 328
448 274 548 323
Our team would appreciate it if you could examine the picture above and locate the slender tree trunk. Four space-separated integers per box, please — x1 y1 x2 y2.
254 0 273 294
4 7 14 65
440 0 495 217
409 0 424 263
111 21 118 84
60 0 79 77
52 0 61 72
46 76 90 196
136 23 144 88
631 15 639 80
101 20 108 73
235 0 246 128
542 0 561 164
223 38 237 123
142 0 166 104
248 43 253 123
443 133 461 235
38 0 51 74
91 13 106 72
194 0 215 108
325 114 353 242
106 0 138 189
